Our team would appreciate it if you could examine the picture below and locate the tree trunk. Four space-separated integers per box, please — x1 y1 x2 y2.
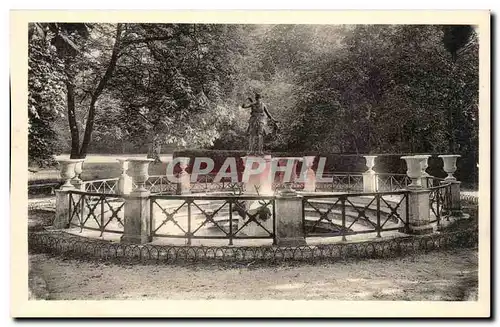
66 80 81 159
78 24 123 158
147 134 162 163
448 106 454 153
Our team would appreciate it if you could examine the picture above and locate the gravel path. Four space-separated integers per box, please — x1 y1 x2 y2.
29 248 477 301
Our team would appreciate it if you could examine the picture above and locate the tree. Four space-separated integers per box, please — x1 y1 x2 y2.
286 24 477 160
36 23 250 161
28 24 67 166
108 24 249 161
441 25 477 153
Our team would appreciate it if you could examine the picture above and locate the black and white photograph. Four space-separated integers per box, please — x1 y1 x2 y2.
11 9 490 318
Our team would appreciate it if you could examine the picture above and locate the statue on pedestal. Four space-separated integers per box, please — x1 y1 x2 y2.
241 93 279 155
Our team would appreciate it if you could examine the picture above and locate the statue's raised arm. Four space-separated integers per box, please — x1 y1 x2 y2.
241 97 254 109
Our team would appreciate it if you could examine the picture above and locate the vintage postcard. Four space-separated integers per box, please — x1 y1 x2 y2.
11 10 490 317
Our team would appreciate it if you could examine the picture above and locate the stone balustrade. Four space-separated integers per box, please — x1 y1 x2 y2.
53 153 469 244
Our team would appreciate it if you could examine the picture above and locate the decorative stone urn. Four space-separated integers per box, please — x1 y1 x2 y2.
73 159 85 183
58 159 80 190
117 159 132 195
364 155 377 173
414 155 431 177
401 156 424 189
414 154 431 188
176 157 191 194
438 154 461 181
178 157 190 171
126 158 154 193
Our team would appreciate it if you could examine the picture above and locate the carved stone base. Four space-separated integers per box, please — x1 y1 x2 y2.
120 234 152 244
275 237 307 247
437 213 471 231
54 190 70 229
407 224 434 235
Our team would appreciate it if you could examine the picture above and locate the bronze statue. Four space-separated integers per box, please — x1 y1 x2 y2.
241 94 278 155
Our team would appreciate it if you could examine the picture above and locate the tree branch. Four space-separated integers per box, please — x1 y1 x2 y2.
78 23 124 157
123 35 172 45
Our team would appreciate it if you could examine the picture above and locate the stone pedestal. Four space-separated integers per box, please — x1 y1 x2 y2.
302 155 316 192
242 155 273 195
71 180 85 191
54 190 71 229
362 155 378 192
117 159 132 195
447 181 468 218
121 191 152 244
363 172 377 193
176 157 191 195
275 194 306 246
120 158 154 244
403 189 433 235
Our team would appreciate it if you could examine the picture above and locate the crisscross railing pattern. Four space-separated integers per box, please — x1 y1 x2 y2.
376 174 411 191
189 174 215 193
302 191 409 240
63 172 454 245
429 181 452 226
150 195 276 245
83 178 119 194
274 181 305 191
315 173 364 192
68 190 124 235
145 175 177 194
189 174 245 193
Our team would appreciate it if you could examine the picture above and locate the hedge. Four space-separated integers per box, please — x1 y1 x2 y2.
172 149 472 182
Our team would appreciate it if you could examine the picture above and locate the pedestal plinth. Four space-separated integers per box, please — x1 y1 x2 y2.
242 155 273 195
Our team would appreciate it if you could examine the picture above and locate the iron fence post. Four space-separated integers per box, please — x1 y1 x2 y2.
187 200 192 246
150 198 154 238
376 194 381 238
100 195 105 235
272 199 277 246
436 188 441 225
341 195 347 241
229 200 233 246
405 192 410 233
302 198 306 237
80 194 85 230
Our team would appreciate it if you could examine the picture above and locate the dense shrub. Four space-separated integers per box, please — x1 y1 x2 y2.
173 150 474 185
173 149 318 175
